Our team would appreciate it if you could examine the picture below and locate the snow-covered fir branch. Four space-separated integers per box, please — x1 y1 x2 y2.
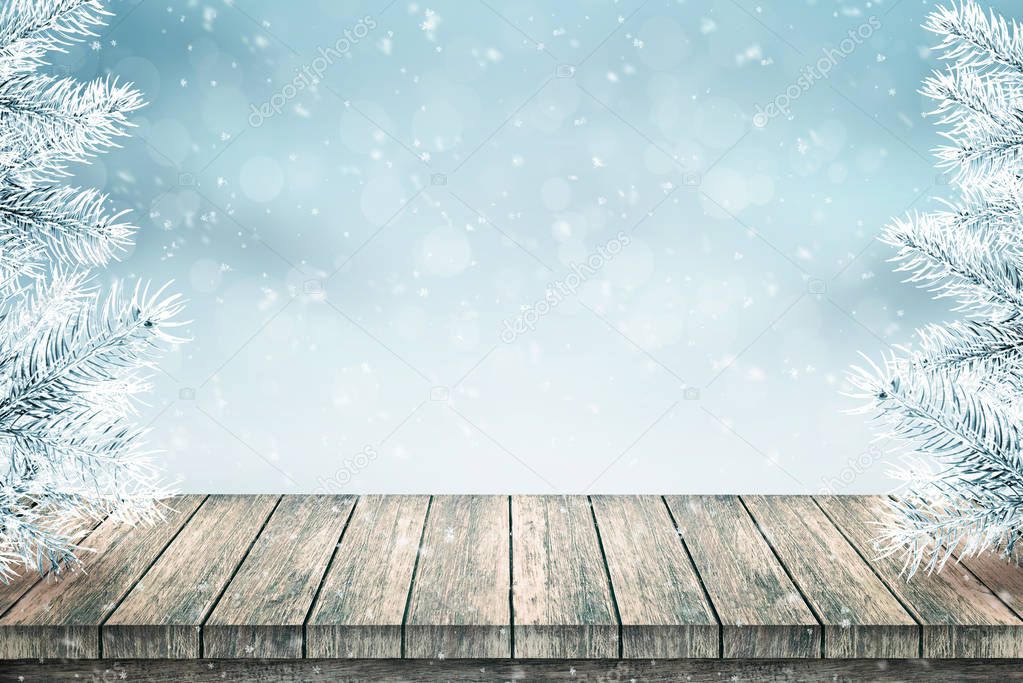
0 0 184 581
912 319 1023 384
0 185 134 280
882 211 1023 315
925 0 1023 74
0 0 107 78
857 0 1023 576
0 74 144 183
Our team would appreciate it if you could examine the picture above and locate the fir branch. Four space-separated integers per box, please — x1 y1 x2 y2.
849 361 1023 482
880 486 1023 576
0 0 107 78
912 319 1023 383
0 184 134 279
936 126 1023 183
0 281 186 425
925 0 1023 74
882 211 1023 315
0 74 144 182
922 66 1023 136
934 176 1023 235
0 0 183 582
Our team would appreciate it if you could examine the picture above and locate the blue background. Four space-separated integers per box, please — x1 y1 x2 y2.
55 0 1010 494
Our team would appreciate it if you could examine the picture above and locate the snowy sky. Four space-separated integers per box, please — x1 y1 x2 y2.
60 0 1016 494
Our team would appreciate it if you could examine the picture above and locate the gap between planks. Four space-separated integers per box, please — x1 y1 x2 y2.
587 495 624 659
301 497 361 658
399 495 433 659
810 495 926 659
199 495 283 658
661 496 725 658
737 495 826 658
97 495 211 658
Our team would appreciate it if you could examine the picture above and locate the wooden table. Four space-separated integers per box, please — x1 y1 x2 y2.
1 495 1022 681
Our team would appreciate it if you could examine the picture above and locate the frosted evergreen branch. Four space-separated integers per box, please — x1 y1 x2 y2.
936 127 1023 183
0 74 144 182
0 184 134 279
0 500 87 581
0 0 184 582
0 0 107 78
0 270 93 359
849 361 1023 481
851 352 1023 574
912 320 1023 384
925 0 1023 74
934 176 1023 236
922 66 1023 137
883 211 1023 316
879 487 1023 576
1 281 186 426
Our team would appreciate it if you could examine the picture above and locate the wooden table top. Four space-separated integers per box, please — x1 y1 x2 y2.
1 495 1021 661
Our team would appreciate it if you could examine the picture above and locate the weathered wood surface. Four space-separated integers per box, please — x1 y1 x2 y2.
306 495 429 658
666 495 819 658
817 495 1023 658
957 550 1023 620
743 495 919 658
203 495 356 658
0 511 106 617
5 658 1023 682
2 495 1023 663
510 495 617 658
103 495 280 658
403 495 511 658
591 495 718 658
0 495 205 658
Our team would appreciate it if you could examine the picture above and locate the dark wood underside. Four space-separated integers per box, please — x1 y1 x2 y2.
2 658 1023 683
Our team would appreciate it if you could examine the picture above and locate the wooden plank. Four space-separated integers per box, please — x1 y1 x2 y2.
0 512 106 618
744 495 919 658
958 552 1023 620
5 658 1023 683
665 495 819 658
511 495 617 658
102 495 280 658
0 495 205 658
817 495 1023 658
203 494 355 658
590 495 718 658
306 495 429 658
404 495 510 658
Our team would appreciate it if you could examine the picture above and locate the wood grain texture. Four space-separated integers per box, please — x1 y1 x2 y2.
590 495 718 658
404 495 510 659
511 495 617 658
0 495 205 658
306 495 429 658
817 495 1023 658
203 495 356 659
0 512 106 618
103 495 280 658
958 552 1023 620
743 495 919 658
5 494 1023 663
666 495 819 658
4 658 1023 683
